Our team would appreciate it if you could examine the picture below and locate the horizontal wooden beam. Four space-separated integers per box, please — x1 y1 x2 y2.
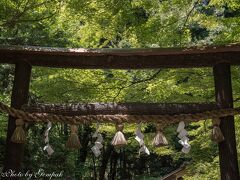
22 103 219 116
0 45 240 69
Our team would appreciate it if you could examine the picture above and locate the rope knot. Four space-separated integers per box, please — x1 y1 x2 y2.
116 123 124 132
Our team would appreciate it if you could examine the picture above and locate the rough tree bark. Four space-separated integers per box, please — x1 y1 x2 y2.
22 103 218 115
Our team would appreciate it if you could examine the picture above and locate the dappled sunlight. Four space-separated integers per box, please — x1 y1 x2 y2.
31 67 215 104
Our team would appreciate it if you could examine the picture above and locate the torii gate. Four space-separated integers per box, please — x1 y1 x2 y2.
0 45 240 180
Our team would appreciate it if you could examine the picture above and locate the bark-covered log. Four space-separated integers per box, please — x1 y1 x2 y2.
21 103 219 116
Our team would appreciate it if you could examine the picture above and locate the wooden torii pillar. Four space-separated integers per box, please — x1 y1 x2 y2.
213 63 239 180
3 62 32 178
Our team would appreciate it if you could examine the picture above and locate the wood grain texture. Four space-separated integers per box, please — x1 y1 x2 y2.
0 45 240 69
213 63 240 180
3 62 32 179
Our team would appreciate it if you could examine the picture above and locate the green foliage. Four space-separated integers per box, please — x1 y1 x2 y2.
1 0 240 47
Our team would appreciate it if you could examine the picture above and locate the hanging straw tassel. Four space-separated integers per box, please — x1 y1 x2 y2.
211 118 224 143
152 124 168 147
11 119 26 143
66 125 81 149
111 122 127 148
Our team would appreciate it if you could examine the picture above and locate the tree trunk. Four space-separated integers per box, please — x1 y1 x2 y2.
76 125 92 180
78 125 92 163
111 150 118 180
99 144 114 180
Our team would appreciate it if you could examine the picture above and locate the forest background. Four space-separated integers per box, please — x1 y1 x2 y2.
0 0 240 179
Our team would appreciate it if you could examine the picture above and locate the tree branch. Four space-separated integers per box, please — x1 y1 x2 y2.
130 69 162 85
3 0 58 28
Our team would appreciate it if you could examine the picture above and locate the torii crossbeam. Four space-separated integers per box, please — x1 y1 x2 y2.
0 45 239 180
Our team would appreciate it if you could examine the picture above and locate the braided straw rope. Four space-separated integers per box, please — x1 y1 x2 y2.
0 102 240 125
